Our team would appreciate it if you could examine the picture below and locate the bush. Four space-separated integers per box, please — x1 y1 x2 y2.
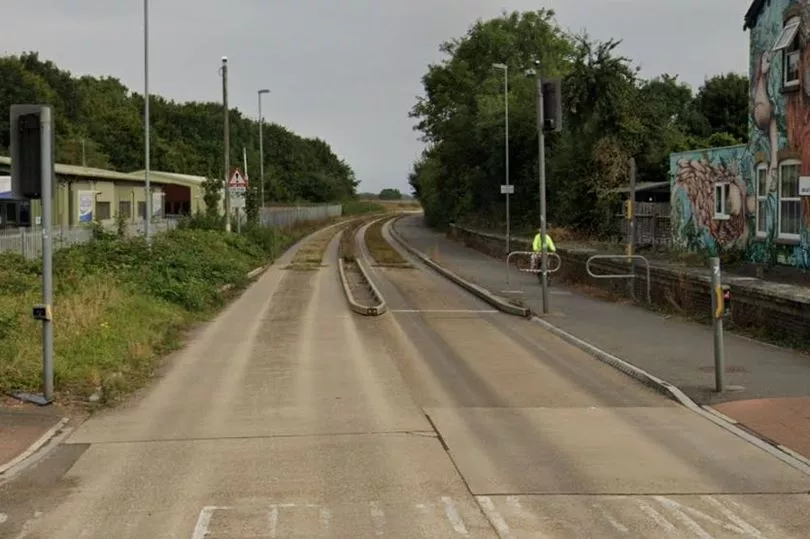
0 218 328 402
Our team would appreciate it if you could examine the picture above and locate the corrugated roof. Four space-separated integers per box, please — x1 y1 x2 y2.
0 156 207 188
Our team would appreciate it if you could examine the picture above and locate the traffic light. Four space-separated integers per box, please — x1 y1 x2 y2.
541 79 563 133
10 104 55 200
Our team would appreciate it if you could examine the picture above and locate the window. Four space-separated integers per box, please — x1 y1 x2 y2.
773 17 801 87
779 160 801 239
756 164 768 236
714 182 731 220
96 201 111 221
118 200 132 219
138 201 147 219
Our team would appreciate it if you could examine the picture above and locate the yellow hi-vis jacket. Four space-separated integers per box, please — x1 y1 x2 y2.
532 233 556 253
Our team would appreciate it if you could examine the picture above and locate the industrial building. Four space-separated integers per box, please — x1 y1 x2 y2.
0 156 209 229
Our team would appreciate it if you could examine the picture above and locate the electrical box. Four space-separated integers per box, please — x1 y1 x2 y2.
542 79 563 133
10 104 55 200
32 304 52 321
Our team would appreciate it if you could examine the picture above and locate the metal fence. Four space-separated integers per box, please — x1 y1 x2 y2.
259 204 343 228
615 201 672 249
0 204 343 259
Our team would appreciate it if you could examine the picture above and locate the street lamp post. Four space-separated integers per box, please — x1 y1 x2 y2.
493 63 510 254
143 0 151 240
258 89 270 213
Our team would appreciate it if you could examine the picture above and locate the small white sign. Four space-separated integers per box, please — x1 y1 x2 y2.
500 184 514 195
799 176 810 196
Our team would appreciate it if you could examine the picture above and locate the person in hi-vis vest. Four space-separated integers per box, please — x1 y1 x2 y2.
530 227 555 271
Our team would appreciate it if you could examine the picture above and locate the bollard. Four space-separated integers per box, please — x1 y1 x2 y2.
709 257 725 392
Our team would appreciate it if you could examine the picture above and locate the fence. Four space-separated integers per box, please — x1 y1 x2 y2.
259 204 343 228
615 201 672 249
0 204 343 259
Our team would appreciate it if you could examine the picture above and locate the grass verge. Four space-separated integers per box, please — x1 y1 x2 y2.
287 225 342 270
364 218 411 268
0 217 333 405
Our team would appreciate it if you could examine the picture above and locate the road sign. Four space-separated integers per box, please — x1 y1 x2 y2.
500 184 514 195
228 168 248 209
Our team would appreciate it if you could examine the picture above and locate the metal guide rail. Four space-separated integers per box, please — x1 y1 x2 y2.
505 251 561 287
585 254 651 304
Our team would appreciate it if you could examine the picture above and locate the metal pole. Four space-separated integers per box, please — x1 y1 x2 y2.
40 107 54 402
222 57 231 233
628 157 636 299
258 89 269 210
710 257 725 392
504 66 510 255
536 75 549 314
144 0 151 240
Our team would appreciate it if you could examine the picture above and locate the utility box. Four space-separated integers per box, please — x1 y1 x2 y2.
10 104 55 200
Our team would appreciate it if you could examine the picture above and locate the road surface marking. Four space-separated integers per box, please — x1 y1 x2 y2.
268 505 279 537
592 502 629 534
191 506 228 539
701 496 765 537
477 496 517 539
636 499 678 533
320 507 332 532
0 513 7 524
441 496 469 536
369 501 386 536
655 496 763 537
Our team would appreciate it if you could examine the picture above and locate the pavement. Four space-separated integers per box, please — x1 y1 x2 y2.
392 213 810 462
2 216 810 537
0 406 66 476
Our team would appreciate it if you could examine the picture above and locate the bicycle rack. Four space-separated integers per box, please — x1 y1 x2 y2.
505 251 561 287
585 254 651 304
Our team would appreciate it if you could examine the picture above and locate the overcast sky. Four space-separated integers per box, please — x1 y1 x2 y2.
1 1 749 194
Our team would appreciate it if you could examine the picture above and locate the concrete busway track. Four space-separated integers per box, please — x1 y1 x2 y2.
0 224 495 538
359 214 810 538
337 216 387 316
3 214 810 538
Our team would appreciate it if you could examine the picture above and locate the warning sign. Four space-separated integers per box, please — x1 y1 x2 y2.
228 168 248 209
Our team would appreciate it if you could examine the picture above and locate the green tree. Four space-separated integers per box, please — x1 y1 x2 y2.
692 73 749 143
379 188 403 200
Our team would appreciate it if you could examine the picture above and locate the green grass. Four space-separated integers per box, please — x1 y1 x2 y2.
0 217 331 404
365 218 410 267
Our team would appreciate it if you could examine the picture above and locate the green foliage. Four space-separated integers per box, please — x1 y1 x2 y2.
0 51 357 204
408 10 749 236
379 188 403 200
0 220 326 400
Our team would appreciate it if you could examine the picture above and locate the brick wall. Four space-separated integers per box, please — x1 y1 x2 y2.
449 224 810 346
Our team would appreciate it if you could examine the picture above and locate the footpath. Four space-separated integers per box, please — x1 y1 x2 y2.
0 398 68 478
393 214 810 462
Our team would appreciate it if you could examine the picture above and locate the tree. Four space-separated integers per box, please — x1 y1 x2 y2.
379 188 403 200
408 10 749 237
692 73 749 143
0 53 357 205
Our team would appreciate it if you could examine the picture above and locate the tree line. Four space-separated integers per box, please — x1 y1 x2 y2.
408 10 748 236
0 52 358 204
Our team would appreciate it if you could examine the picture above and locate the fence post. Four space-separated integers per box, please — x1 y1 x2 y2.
709 257 725 392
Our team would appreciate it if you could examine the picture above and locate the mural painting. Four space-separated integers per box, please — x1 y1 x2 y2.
670 146 753 255
671 0 810 268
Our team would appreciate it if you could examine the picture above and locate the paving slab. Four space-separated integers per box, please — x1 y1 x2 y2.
0 407 63 472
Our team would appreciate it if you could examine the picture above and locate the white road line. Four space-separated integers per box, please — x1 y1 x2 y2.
654 497 714 539
369 501 386 536
592 503 629 534
477 496 516 539
268 505 279 538
0 513 7 524
636 500 678 534
441 496 469 536
700 496 765 537
320 507 332 532
191 506 224 539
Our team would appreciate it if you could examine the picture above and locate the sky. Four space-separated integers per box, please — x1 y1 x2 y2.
1 1 750 194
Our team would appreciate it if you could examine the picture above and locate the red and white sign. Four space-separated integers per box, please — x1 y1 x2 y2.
228 168 248 209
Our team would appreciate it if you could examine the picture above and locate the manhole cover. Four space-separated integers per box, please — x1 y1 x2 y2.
698 365 749 374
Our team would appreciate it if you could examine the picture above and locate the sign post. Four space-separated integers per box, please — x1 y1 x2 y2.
228 168 247 233
709 257 725 393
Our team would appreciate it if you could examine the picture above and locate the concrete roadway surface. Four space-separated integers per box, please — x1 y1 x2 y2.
0 221 807 538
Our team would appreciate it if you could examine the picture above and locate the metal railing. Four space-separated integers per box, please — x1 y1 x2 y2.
505 250 562 287
260 204 342 228
585 254 651 304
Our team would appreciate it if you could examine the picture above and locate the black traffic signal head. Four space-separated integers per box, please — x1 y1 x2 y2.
10 104 55 200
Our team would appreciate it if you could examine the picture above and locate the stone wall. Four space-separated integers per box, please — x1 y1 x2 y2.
449 224 810 346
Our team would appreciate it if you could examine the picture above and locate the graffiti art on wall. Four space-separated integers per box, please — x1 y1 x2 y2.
670 146 754 255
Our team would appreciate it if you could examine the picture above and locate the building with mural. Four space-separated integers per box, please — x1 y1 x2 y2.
670 0 810 268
